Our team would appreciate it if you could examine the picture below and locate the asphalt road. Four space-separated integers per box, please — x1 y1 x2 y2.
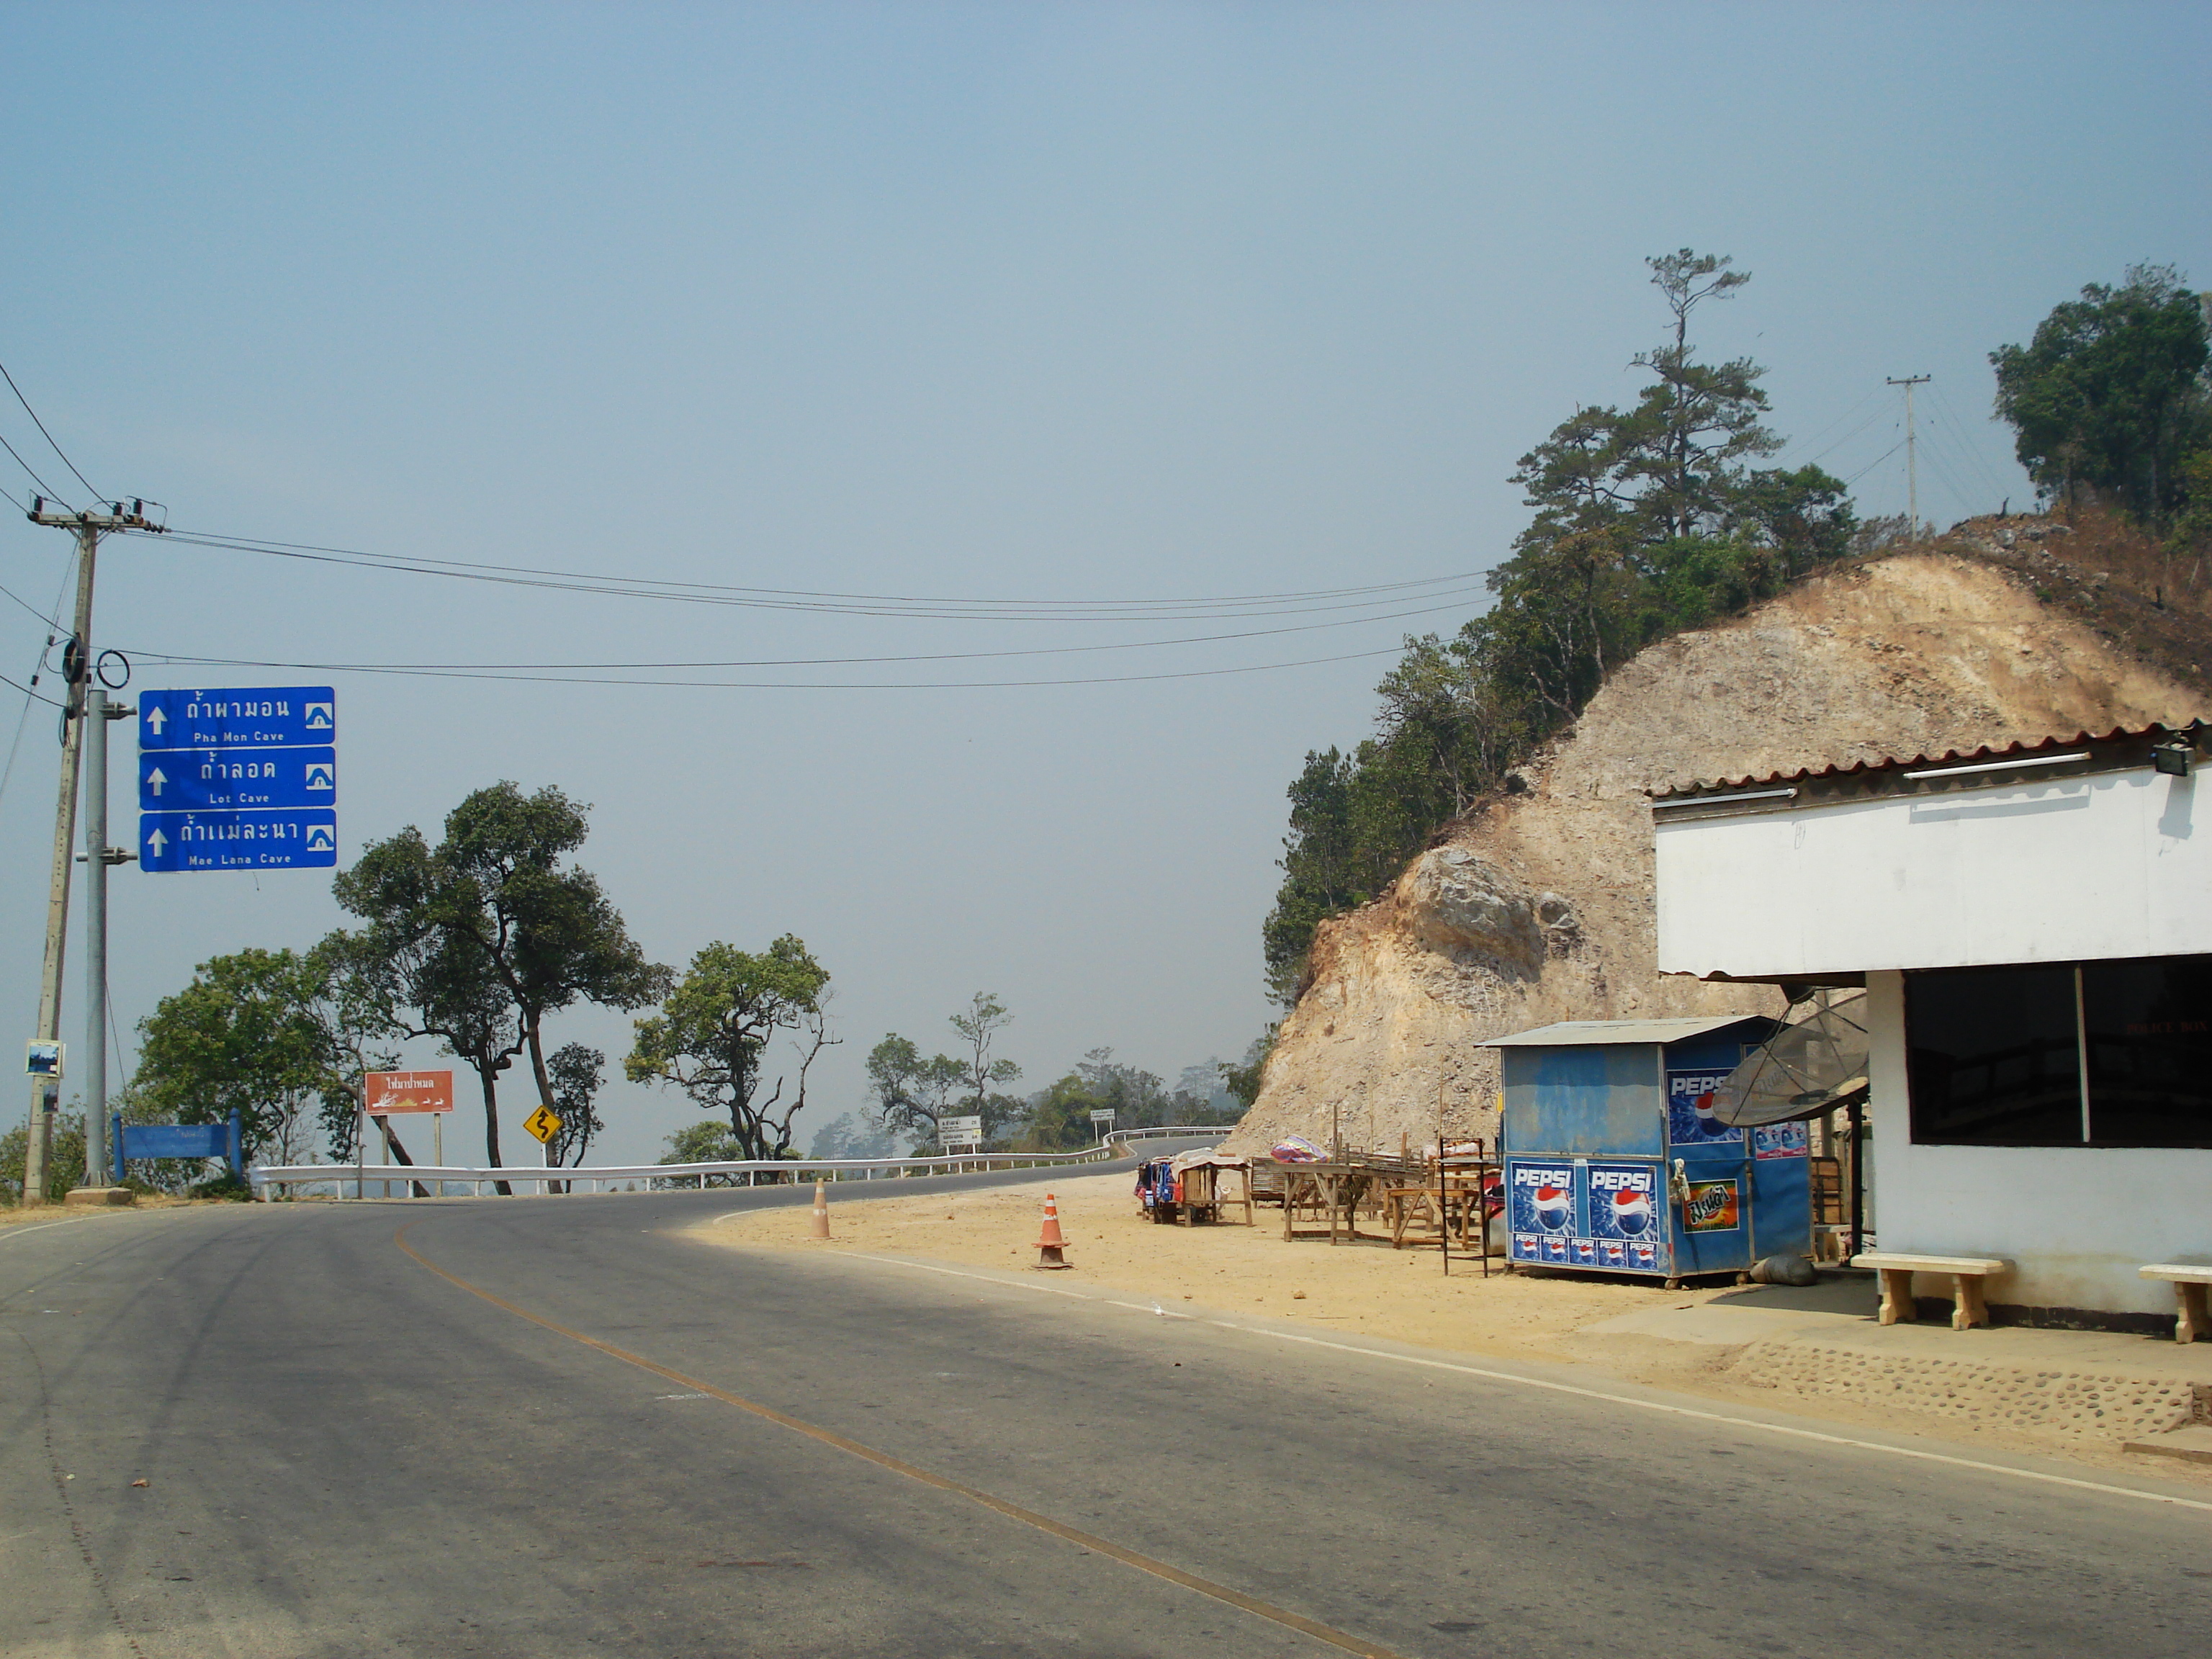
4 1169 2208 1659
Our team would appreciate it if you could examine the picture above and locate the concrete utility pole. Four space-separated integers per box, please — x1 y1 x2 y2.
1887 375 1930 534
22 497 163 1205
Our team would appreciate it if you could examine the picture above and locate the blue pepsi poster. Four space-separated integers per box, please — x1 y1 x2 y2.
1666 1065 1743 1148
1506 1159 1575 1265
1506 1159 1670 1274
1588 1161 1668 1275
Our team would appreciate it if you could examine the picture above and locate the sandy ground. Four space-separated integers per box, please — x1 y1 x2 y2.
701 1169 1742 1367
701 1170 2212 1485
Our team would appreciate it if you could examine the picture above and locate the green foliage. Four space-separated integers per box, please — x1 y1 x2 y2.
627 935 832 1161
1 1110 85 1203
865 993 1023 1148
1262 251 1855 1001
1991 264 2210 520
1219 1028 1278 1107
134 947 341 1166
544 1043 606 1167
333 781 662 1175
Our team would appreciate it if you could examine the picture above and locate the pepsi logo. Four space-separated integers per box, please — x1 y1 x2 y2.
1532 1184 1572 1231
1609 1187 1653 1236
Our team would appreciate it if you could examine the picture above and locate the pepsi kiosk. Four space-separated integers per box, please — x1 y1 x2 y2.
1485 1016 1809 1285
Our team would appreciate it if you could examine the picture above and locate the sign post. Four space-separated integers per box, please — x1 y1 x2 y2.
363 1070 456 1195
941 1114 984 1154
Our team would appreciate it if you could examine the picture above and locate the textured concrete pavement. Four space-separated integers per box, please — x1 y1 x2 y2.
4 1177 2208 1658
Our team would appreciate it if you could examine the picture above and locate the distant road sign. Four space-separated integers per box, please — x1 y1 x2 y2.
140 809 338 873
1089 1109 1116 1126
940 1115 984 1144
140 687 336 751
140 746 336 812
523 1104 562 1144
364 1070 455 1115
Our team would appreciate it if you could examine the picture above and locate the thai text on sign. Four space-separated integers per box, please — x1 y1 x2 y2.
364 1070 456 1114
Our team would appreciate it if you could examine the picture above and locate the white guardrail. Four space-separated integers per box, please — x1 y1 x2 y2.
250 1124 1233 1200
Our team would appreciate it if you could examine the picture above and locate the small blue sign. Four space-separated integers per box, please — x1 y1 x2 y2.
140 746 336 812
140 687 336 751
140 809 338 873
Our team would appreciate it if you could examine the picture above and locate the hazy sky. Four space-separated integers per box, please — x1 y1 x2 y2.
3 3 2206 1166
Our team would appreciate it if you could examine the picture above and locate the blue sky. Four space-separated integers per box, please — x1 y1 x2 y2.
2 2 2206 1164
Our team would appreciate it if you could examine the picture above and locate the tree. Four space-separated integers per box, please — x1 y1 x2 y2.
949 993 1022 1137
331 827 528 1188
1992 264 2211 520
809 1112 901 1159
1261 249 1854 1002
626 936 832 1161
1626 249 1777 542
544 1043 606 1168
331 783 663 1190
438 783 667 1135
133 947 341 1166
864 1034 965 1146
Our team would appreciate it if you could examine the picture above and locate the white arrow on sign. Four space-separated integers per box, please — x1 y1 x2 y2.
145 706 166 735
146 765 166 796
147 828 168 855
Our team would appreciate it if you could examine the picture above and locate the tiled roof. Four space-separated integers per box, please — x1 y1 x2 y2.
1648 721 2204 803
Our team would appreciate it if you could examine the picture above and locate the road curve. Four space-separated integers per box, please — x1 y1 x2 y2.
4 1173 2206 1659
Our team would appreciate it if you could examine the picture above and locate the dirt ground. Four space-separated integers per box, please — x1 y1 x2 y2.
701 1169 1741 1367
701 1170 2212 1484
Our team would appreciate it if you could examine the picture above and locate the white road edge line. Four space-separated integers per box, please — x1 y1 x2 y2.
832 1249 2212 1516
0 1217 94 1246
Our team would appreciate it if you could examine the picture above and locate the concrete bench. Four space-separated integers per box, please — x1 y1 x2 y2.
2139 1264 2212 1344
1851 1251 2012 1331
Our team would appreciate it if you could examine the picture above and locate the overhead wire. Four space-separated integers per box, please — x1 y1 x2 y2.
0 357 100 501
138 526 1485 622
122 642 1413 693
0 429 68 506
120 589 1493 675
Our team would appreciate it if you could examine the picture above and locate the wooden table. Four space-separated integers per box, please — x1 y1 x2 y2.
1270 1162 1382 1243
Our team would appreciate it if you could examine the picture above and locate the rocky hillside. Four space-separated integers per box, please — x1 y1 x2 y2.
1227 521 2212 1159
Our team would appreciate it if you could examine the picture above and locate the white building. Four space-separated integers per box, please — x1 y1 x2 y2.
1652 723 2211 1325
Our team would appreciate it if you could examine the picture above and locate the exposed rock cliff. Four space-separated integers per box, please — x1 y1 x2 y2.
1227 537 2212 1159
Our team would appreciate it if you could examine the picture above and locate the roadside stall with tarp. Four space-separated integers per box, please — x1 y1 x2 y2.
1135 1150 1254 1225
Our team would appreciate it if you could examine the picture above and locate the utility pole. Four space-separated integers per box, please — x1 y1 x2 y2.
22 497 163 1205
1887 375 1930 535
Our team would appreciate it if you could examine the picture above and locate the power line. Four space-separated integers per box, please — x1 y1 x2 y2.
0 429 68 505
0 574 62 629
0 358 100 500
140 526 1486 623
120 591 1492 676
125 641 1413 693
0 667 62 707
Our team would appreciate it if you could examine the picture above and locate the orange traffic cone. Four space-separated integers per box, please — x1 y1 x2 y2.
1034 1192 1073 1270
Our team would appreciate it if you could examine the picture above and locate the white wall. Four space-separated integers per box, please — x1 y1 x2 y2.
1657 767 2212 981
1863 971 2212 1317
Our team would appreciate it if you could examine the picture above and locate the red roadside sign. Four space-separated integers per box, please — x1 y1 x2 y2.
363 1069 456 1115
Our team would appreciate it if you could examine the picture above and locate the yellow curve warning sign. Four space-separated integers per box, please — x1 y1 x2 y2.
523 1104 563 1145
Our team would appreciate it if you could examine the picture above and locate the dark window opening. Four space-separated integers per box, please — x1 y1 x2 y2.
1907 956 2212 1149
1906 964 2081 1146
2083 956 2212 1148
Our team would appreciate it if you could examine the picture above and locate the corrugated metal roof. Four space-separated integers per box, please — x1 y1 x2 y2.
1647 721 2206 804
1480 1016 1767 1048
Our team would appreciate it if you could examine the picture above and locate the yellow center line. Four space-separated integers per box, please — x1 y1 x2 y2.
392 1221 1408 1659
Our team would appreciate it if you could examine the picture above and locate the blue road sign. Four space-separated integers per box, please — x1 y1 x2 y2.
140 746 336 812
140 687 336 750
140 809 338 873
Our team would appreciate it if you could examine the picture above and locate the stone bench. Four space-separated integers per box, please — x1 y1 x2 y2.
2139 1264 2212 1344
1851 1251 2012 1331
